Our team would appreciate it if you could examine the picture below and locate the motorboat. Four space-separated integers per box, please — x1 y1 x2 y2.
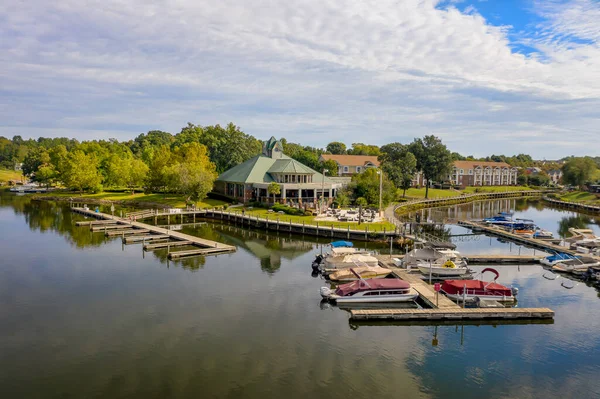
533 229 554 239
328 265 392 282
320 275 418 303
311 241 367 270
322 253 379 269
440 268 518 302
483 212 513 225
417 258 470 277
540 253 580 267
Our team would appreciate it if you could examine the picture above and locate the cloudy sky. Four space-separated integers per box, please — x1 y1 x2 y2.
1 0 600 158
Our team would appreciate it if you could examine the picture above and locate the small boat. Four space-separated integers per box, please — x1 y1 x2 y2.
401 248 465 269
483 212 513 225
533 229 554 239
540 253 579 267
543 272 558 280
417 259 469 277
328 265 392 282
320 273 418 304
440 268 518 302
513 229 534 238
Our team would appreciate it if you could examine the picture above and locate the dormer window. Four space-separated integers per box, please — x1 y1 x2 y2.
356 166 362 173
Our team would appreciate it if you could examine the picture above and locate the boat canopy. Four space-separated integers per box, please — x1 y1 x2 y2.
331 241 353 248
335 279 410 297
441 279 512 296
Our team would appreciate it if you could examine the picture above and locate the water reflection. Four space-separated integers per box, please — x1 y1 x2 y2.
5 192 600 398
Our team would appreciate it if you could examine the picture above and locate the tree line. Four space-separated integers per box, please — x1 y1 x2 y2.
2 123 599 205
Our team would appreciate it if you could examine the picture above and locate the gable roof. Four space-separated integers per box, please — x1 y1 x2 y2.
217 154 335 184
268 158 316 174
320 154 380 167
453 161 512 169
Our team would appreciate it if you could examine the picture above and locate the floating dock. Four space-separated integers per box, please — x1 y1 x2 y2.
72 207 236 258
368 255 555 321
350 307 555 321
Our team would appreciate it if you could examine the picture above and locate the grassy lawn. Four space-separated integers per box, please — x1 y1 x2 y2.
401 188 461 199
240 208 397 232
34 190 227 208
462 186 532 193
558 191 600 204
0 169 24 182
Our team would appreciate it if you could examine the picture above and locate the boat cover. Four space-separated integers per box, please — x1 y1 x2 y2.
335 279 410 296
441 279 512 296
331 241 353 248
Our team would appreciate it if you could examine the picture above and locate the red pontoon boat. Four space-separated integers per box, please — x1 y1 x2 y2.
440 268 518 302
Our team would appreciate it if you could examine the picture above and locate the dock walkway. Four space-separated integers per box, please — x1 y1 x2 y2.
371 255 554 322
71 207 236 259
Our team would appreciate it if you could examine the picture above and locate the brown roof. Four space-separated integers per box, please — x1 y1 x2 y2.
453 161 513 169
320 154 380 167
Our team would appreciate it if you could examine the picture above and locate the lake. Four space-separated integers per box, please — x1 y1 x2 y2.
1 194 600 399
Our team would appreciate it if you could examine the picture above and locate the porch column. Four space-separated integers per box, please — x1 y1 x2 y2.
282 187 286 199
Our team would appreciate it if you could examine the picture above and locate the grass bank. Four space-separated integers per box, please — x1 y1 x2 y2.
0 169 24 183
32 190 227 209
399 186 533 200
240 208 397 232
557 191 600 205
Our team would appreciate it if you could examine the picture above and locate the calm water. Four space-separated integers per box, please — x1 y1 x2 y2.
2 194 600 399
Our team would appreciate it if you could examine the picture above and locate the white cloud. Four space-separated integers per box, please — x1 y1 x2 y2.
0 0 599 157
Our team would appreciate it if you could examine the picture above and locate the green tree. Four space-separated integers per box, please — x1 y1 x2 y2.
168 142 217 202
22 148 50 177
200 123 262 173
62 150 103 193
146 145 173 192
562 157 598 188
35 165 57 188
321 159 339 176
348 143 380 156
267 182 281 204
379 143 418 197
347 168 395 207
105 154 149 193
408 135 452 199
326 142 347 154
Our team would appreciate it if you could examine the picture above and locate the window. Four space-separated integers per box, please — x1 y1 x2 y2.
343 166 349 173
364 291 379 296
356 166 362 173
460 169 464 175
469 169 473 175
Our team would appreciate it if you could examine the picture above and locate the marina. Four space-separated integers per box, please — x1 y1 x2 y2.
4 193 600 398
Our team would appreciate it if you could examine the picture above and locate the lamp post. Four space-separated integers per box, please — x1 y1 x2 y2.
377 169 383 218
321 169 329 214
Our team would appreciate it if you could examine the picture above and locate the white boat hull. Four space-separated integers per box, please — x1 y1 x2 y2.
330 292 418 303
442 291 515 302
331 274 389 282
417 265 469 276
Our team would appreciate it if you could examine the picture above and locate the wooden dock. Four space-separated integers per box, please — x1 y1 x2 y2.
143 241 194 251
75 220 118 226
105 229 150 236
350 307 554 321
463 254 544 264
72 207 236 258
369 255 554 321
457 220 582 256
394 269 460 309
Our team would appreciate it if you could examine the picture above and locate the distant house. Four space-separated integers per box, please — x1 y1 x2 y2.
525 167 542 175
547 169 563 185
448 161 518 188
319 154 380 176
214 137 342 205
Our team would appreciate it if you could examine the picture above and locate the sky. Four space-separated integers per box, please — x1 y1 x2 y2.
1 0 600 158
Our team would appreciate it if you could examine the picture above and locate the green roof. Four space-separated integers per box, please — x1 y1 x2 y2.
267 159 316 174
217 154 335 184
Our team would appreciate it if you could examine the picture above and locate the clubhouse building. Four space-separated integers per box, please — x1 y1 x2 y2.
214 137 342 205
